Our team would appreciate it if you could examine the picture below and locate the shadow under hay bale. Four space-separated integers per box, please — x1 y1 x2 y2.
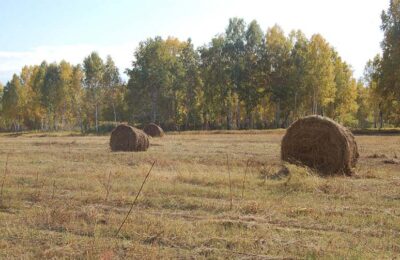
110 124 149 152
281 115 359 175
143 123 165 137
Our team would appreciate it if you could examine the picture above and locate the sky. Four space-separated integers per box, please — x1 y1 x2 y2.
0 0 390 84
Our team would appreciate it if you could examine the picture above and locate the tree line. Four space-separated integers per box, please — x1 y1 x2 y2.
0 12 399 132
363 0 400 129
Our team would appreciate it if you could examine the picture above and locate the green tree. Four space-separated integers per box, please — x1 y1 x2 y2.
58 61 74 129
2 74 23 131
0 82 3 108
265 25 293 127
304 34 336 115
330 53 358 125
0 82 4 128
364 55 384 128
19 65 38 129
380 0 400 100
179 39 203 129
356 81 371 128
370 0 400 127
288 30 309 119
126 37 184 128
225 18 246 129
199 36 230 129
71 65 85 131
241 20 265 128
83 52 104 133
42 63 67 130
103 55 122 123
31 62 48 129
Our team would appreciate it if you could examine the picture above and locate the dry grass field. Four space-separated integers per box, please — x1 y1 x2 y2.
0 130 399 259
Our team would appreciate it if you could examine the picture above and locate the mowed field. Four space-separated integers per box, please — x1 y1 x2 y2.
0 131 399 259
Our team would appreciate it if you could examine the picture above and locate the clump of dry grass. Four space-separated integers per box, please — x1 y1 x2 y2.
116 161 156 236
383 158 400 164
367 153 387 159
279 164 323 192
0 154 10 204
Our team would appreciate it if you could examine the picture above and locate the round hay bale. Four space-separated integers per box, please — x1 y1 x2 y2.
143 123 164 137
281 115 359 175
110 124 149 152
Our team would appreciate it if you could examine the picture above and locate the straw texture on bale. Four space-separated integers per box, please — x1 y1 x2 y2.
281 115 359 175
143 123 165 137
110 124 149 152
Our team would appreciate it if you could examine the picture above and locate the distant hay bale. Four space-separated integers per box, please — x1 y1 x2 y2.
110 124 149 152
281 115 359 175
143 123 164 137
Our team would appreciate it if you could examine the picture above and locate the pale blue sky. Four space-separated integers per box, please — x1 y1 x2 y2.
0 0 389 84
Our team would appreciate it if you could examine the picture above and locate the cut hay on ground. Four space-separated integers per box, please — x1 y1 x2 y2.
281 115 359 175
143 123 164 137
110 124 149 152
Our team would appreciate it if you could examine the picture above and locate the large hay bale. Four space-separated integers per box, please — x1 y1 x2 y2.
143 123 164 137
110 124 149 152
281 115 359 175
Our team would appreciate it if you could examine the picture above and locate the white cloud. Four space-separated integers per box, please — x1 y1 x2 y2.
0 0 389 84
0 43 136 84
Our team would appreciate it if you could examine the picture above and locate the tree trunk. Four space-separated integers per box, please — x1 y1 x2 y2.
78 106 84 133
62 102 66 130
112 102 117 123
294 92 298 120
151 88 158 123
226 113 231 130
282 112 290 128
246 110 251 129
312 89 317 115
47 109 51 131
226 99 232 130
203 112 209 130
95 103 99 133
236 100 240 129
54 114 57 131
275 100 281 128
185 112 189 131
378 103 383 129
